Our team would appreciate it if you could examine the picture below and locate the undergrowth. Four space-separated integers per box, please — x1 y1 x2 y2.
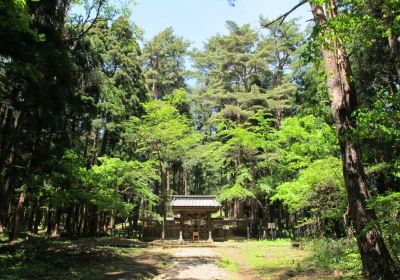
0 235 159 280
307 238 362 279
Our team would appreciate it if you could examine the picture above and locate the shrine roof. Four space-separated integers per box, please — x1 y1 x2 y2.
171 195 221 208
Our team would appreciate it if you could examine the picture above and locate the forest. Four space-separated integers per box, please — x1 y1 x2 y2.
0 0 400 279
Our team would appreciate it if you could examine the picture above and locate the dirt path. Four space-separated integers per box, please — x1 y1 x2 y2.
217 246 259 280
153 247 232 280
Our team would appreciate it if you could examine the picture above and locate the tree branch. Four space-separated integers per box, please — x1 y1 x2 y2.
261 0 308 27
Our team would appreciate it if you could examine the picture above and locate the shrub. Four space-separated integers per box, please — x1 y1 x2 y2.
308 238 361 278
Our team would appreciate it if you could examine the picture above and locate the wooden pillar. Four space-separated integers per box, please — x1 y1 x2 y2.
207 213 213 242
179 213 184 242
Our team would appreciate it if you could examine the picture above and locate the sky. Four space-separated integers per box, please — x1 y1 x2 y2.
130 0 311 49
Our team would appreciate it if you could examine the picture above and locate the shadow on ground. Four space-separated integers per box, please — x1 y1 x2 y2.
254 258 331 280
0 236 171 280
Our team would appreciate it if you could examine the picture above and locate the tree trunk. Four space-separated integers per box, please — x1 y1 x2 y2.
276 200 283 237
152 80 158 99
26 201 36 232
132 200 141 232
89 205 99 236
65 205 73 236
0 145 17 230
162 174 167 240
233 199 240 218
250 198 258 238
108 210 116 233
364 0 400 82
77 204 85 235
160 168 167 240
183 170 188 195
0 174 13 230
51 207 62 237
33 201 42 234
46 207 54 235
311 3 400 279
9 192 25 241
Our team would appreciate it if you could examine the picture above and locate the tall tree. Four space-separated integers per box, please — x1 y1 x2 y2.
226 0 400 276
141 27 190 99
0 0 106 238
308 1 400 278
124 99 199 239
194 21 269 92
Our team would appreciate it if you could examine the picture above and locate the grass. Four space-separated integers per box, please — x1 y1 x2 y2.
218 254 240 272
0 233 363 280
307 238 362 279
0 234 168 280
217 238 363 279
236 239 317 279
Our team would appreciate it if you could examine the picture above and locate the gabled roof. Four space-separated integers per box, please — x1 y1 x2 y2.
171 195 221 208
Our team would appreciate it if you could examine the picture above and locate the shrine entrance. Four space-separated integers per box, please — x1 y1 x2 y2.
171 195 221 242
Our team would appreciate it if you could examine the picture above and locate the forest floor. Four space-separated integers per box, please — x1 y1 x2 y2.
0 235 339 279
152 241 327 280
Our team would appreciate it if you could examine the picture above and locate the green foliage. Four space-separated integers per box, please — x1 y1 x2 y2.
355 90 400 193
356 91 400 140
273 157 345 214
87 157 158 215
40 150 87 206
165 88 191 116
128 100 199 163
142 27 190 99
218 183 255 202
0 0 40 43
368 192 400 258
308 238 362 278
276 115 338 171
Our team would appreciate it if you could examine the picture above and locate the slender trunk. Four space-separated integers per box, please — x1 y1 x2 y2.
162 169 167 240
51 207 62 237
132 200 141 231
65 205 73 236
250 198 258 238
0 175 12 229
46 207 53 235
311 3 400 279
90 128 99 166
26 201 36 232
387 27 400 81
0 146 17 230
77 204 85 235
166 168 170 192
365 0 400 82
276 200 283 237
274 108 283 129
233 199 240 218
100 128 109 156
33 201 42 234
9 192 25 241
261 198 269 239
108 210 116 232
73 203 80 235
183 170 188 195
89 205 99 236
152 80 158 99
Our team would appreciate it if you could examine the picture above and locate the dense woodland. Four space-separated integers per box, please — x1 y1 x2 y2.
1 0 400 279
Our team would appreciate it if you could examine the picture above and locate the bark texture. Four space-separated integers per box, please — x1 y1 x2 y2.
310 2 400 279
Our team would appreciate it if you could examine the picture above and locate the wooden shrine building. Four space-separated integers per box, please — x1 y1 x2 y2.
171 195 221 242
141 195 248 241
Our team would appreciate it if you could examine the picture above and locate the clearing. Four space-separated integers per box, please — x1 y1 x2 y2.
0 237 337 279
